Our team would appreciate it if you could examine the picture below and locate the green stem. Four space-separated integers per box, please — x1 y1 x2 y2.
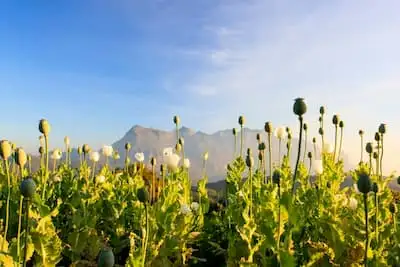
277 184 281 251
308 159 312 186
92 162 96 181
42 136 49 199
333 125 338 162
240 125 244 158
53 159 56 173
292 116 303 195
234 134 237 159
263 150 267 183
360 136 364 163
364 194 369 267
375 193 378 246
338 127 343 163
17 195 23 263
2 160 10 252
313 143 317 161
23 199 30 267
278 139 281 167
268 132 272 182
249 167 253 220
380 136 384 180
369 154 373 176
302 130 307 163
143 204 149 267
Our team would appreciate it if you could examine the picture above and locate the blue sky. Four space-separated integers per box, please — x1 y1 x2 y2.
1 0 400 173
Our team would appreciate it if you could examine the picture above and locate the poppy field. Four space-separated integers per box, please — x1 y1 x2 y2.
1 98 400 266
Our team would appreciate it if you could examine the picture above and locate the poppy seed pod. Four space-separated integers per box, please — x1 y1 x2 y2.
308 152 312 159
83 144 90 154
256 133 261 142
312 137 316 144
125 142 131 151
15 148 27 167
373 152 378 159
287 132 292 140
179 137 184 146
374 132 380 142
77 146 82 155
98 248 115 267
319 106 325 115
319 128 324 135
372 182 378 194
258 142 266 151
150 157 156 166
286 127 291 134
137 187 149 203
272 170 281 185
20 177 36 198
0 140 12 160
357 172 372 194
38 119 51 136
293 98 307 116
175 143 182 153
339 121 344 128
173 115 180 125
39 146 44 155
332 115 339 125
264 122 272 133
379 123 386 134
318 116 322 123
366 142 373 154
238 115 245 126
258 151 263 161
359 130 364 136
389 203 397 214
246 155 254 168
232 128 237 136
303 123 308 131
247 148 252 156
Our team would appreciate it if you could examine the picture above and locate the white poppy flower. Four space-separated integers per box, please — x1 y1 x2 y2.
274 127 287 140
323 143 334 154
313 160 323 175
163 153 181 171
349 197 358 210
163 147 174 157
191 202 199 212
96 175 106 184
89 151 100 162
102 145 113 157
183 158 191 168
180 204 191 215
51 149 62 160
135 152 145 162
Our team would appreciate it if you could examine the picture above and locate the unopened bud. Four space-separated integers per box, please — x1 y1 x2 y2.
264 122 272 133
332 115 339 125
238 116 245 126
366 142 373 154
175 143 182 153
150 157 156 166
379 123 386 135
308 152 312 159
0 140 12 160
374 132 380 142
15 148 27 167
232 128 237 136
173 115 180 125
38 119 51 136
319 106 325 115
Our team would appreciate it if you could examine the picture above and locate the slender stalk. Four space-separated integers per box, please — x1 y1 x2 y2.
369 154 373 176
292 116 303 195
240 125 244 158
143 204 149 267
152 165 156 203
268 132 272 182
42 136 49 199
380 136 384 180
249 167 253 219
234 134 237 159
53 159 56 172
2 160 10 251
277 184 281 251
333 125 338 162
263 150 267 183
106 156 109 168
364 194 369 267
360 135 364 163
23 199 30 267
313 143 317 160
338 127 343 163
92 162 96 181
302 130 307 163
17 165 24 263
278 139 281 167
375 193 378 246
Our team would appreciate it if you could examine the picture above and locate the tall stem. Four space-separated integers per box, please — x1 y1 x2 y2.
338 127 343 163
92 162 96 181
143 204 149 267
380 136 384 180
278 139 281 167
42 136 49 199
240 125 244 158
249 167 253 219
308 159 312 186
268 133 272 182
292 116 303 195
23 199 30 267
360 136 364 163
152 165 156 203
364 194 369 267
2 160 10 251
234 135 237 159
17 165 24 263
333 125 338 162
313 143 317 160
369 154 373 176
302 130 307 163
277 185 281 251
375 193 379 246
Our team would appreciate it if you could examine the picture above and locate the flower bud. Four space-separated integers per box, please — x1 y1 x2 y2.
258 151 263 161
175 143 182 153
312 137 316 144
357 172 371 194
68 147 72 153
232 128 237 136
359 130 364 136
179 137 184 146
287 132 292 140
308 152 312 159
125 142 131 151
39 146 44 155
319 106 325 115
64 136 70 146
160 164 165 173
372 182 378 194
319 128 324 136
366 142 373 154
0 140 12 160
77 146 82 155
373 152 378 159
318 116 322 123
11 143 16 151
20 177 36 198
293 98 307 116
286 127 291 134
258 142 266 151
272 170 281 185
374 132 380 142
332 115 339 125
150 157 156 166
379 123 386 135
238 115 245 126
397 176 400 185
38 119 51 136
303 123 308 131
173 115 180 125
15 148 27 167
339 121 344 128
83 144 90 154
246 155 254 168
389 203 397 214
98 247 115 267
264 122 272 133
256 133 261 142
137 187 149 203
247 148 252 156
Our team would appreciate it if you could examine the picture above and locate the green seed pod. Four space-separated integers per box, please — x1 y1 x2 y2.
357 172 372 194
379 123 386 135
238 115 245 126
38 119 51 136
125 142 131 151
232 128 237 136
319 106 325 115
39 146 44 155
258 151 263 161
175 143 182 153
312 137 316 144
150 157 156 166
264 122 272 133
179 137 184 146
319 128 324 135
272 170 281 185
372 182 378 194
307 152 312 159
286 127 291 134
339 121 344 128
366 142 373 154
20 177 36 198
327 181 331 188
77 146 82 155
160 164 165 173
15 148 27 167
332 115 339 125
373 152 378 159
258 142 266 151
318 116 322 123
303 123 308 131
11 143 16 151
293 98 307 116
374 132 380 142
287 132 292 140
125 157 130 165
173 115 180 125
256 133 261 142
246 155 254 168
359 130 364 136
389 203 397 214
68 147 72 153
98 248 115 267
0 140 12 160
83 144 90 154
247 148 252 156
137 187 149 203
